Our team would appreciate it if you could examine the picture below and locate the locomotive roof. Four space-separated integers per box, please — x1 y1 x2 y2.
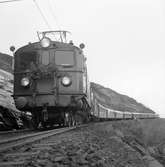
15 41 81 55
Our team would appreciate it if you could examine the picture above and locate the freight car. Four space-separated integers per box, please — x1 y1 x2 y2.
11 31 91 129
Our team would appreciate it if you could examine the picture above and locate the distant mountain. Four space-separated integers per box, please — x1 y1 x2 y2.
0 52 13 73
91 82 155 113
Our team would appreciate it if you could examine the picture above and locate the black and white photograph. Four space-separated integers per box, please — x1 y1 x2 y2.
0 0 165 166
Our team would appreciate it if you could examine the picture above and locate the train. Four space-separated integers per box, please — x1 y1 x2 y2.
90 92 158 121
10 30 158 129
90 85 159 120
11 31 91 129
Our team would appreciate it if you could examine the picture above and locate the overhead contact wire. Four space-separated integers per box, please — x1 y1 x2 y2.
47 0 61 30
0 0 25 3
47 0 63 41
33 0 52 30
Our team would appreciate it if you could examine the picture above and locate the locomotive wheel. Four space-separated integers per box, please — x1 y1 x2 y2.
31 118 39 129
64 112 69 127
31 114 40 129
67 113 72 127
74 112 82 126
64 112 74 127
41 122 47 129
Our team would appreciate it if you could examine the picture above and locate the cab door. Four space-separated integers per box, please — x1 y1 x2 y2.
36 50 57 106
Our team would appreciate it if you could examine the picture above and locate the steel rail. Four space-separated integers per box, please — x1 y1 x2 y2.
0 126 76 152
0 129 33 136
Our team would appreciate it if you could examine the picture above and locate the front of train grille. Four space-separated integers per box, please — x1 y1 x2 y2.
14 72 84 109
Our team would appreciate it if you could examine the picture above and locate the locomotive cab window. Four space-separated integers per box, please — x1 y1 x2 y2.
55 51 74 66
41 50 50 65
16 52 37 71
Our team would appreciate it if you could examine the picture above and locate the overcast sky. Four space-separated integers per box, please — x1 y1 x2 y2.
0 0 165 117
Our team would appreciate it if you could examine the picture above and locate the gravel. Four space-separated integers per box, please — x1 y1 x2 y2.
0 121 163 167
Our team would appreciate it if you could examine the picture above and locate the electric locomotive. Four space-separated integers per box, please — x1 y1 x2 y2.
10 31 91 128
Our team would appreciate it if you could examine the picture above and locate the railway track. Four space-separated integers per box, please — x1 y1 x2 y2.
0 129 30 135
0 125 83 166
0 129 35 140
0 126 77 153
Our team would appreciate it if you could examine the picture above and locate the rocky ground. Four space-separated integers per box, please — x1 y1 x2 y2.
28 124 146 167
111 119 165 166
1 119 164 167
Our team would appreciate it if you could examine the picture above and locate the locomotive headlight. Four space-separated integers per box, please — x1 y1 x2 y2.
40 37 51 48
61 76 71 86
21 77 30 87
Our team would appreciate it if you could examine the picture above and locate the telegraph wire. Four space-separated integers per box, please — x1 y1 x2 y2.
33 0 52 30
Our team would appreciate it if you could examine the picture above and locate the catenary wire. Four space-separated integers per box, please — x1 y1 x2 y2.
47 0 63 41
0 0 25 3
1 0 58 39
33 0 52 30
47 0 61 30
0 0 52 31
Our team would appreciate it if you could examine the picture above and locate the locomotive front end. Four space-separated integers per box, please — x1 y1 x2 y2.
13 31 90 128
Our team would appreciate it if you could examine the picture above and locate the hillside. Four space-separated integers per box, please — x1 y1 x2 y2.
0 52 13 73
0 53 17 111
91 82 155 113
